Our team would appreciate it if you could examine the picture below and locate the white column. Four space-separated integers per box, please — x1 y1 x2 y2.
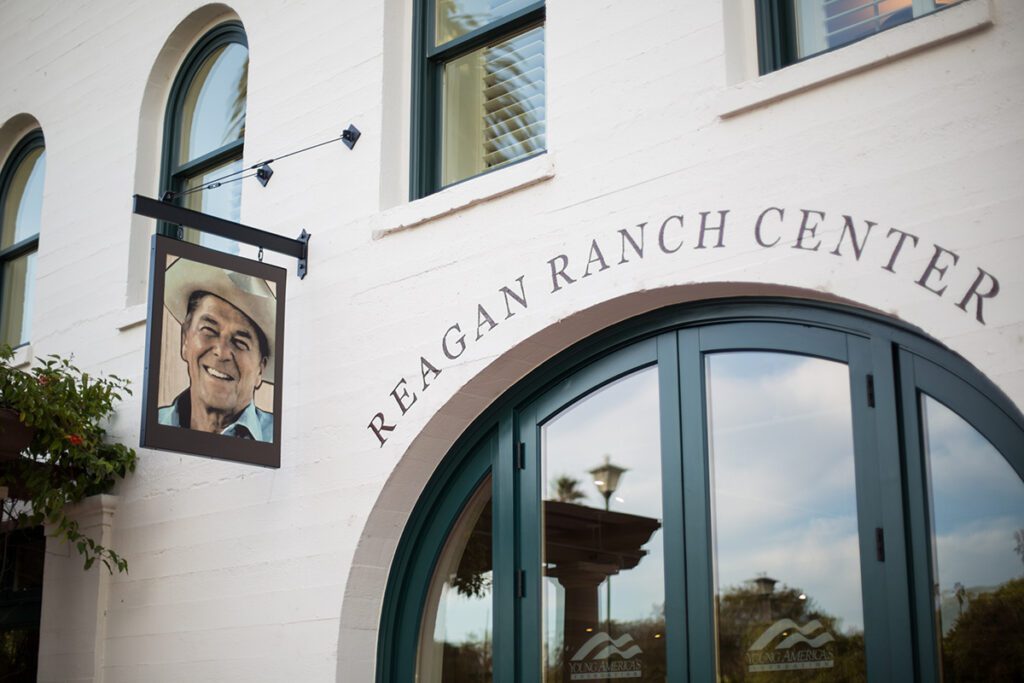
36 494 118 683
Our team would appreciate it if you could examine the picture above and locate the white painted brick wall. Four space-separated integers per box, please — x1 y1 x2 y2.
1 0 1022 680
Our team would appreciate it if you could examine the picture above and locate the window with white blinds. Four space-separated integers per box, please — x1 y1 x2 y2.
442 26 545 186
759 0 961 72
416 0 546 197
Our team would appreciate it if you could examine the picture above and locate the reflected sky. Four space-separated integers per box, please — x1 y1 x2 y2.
922 395 1024 634
180 43 247 163
707 352 864 632
2 147 45 246
542 365 665 622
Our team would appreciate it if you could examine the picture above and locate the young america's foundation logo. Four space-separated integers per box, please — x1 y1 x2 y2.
745 619 835 672
568 632 643 680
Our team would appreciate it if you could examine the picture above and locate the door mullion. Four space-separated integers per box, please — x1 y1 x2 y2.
658 332 687 682
679 328 714 682
896 350 941 682
847 335 892 682
848 335 917 681
867 337 916 680
516 405 541 683
494 410 519 682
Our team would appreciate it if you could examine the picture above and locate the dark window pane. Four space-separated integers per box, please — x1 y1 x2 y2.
0 529 44 683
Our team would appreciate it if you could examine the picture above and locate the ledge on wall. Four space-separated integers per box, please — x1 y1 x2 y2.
373 153 554 239
718 0 994 119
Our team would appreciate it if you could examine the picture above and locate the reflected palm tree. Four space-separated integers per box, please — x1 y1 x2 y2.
225 55 248 146
552 475 586 504
942 577 1024 681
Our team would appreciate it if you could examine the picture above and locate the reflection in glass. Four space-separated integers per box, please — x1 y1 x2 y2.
921 396 1024 682
178 43 248 164
442 26 544 186
706 352 866 681
1 146 45 248
181 157 243 254
0 252 35 347
417 476 493 683
435 0 537 45
789 0 956 60
541 366 665 682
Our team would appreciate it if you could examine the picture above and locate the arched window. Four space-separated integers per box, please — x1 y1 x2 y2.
379 301 1024 682
162 22 248 253
0 130 45 348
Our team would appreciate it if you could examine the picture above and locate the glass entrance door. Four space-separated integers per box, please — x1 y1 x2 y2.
516 324 909 682
540 364 666 682
387 306 1024 683
704 351 866 680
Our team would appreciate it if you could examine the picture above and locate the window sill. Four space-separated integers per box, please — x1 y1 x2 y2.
116 303 148 332
10 344 33 369
374 154 554 239
718 0 993 119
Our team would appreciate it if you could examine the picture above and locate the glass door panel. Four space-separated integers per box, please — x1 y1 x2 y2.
920 395 1024 682
540 366 666 682
705 352 867 681
417 475 494 683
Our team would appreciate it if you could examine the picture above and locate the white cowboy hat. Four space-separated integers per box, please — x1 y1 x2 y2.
164 256 277 381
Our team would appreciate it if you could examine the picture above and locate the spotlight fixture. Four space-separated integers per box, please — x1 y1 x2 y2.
341 124 361 150
256 162 274 187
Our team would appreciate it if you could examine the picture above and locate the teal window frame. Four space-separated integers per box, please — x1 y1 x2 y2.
0 130 45 348
159 22 248 237
410 0 546 200
377 299 1024 682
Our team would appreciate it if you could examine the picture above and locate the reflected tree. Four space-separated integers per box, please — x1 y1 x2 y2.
941 575 1024 680
442 632 493 683
552 475 587 504
225 55 247 145
450 498 492 599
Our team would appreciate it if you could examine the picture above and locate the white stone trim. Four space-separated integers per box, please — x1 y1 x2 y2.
373 153 555 239
38 494 119 683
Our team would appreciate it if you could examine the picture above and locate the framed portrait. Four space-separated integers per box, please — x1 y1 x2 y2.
141 235 286 467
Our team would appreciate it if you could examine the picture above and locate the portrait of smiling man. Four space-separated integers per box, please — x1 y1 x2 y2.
157 256 277 442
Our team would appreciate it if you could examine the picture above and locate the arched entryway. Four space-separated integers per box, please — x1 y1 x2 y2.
360 298 1024 682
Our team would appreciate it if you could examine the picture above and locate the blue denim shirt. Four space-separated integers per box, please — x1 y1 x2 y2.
157 390 274 442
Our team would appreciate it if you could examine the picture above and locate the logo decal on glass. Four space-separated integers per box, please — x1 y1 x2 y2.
568 632 643 680
745 618 836 672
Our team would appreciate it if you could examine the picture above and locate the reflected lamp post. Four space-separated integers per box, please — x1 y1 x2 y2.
590 454 627 636
589 455 627 512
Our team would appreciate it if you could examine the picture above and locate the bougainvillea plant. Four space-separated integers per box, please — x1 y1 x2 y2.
0 345 137 573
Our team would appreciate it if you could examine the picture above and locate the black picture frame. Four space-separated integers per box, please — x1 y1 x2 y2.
140 235 286 467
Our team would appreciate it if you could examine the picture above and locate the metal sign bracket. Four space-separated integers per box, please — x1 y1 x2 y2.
132 195 313 279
